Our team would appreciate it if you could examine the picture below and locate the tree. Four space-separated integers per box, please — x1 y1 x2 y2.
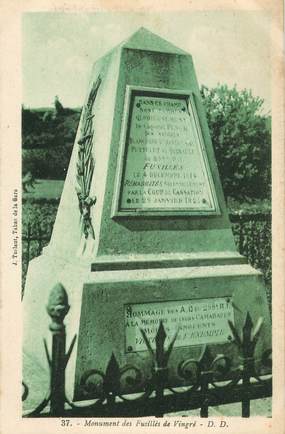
54 95 64 116
201 84 271 200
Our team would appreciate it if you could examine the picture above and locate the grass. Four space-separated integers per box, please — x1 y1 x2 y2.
23 179 64 200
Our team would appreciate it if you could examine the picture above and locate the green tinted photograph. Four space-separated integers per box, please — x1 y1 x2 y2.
22 11 272 419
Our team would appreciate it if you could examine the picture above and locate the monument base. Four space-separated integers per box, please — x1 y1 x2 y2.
23 252 271 406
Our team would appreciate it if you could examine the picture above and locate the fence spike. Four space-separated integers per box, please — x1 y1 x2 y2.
106 353 120 376
43 338 51 367
228 319 242 348
164 329 179 365
242 312 254 358
22 381 29 401
261 349 272 370
104 353 120 396
243 312 253 340
64 334 77 367
251 317 263 347
140 327 154 359
156 321 167 366
199 345 213 371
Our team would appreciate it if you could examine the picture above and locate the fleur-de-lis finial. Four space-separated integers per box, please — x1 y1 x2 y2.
228 312 263 359
140 320 179 369
104 353 121 396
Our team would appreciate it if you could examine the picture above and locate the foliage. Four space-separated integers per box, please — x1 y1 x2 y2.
227 198 271 214
22 108 43 136
231 214 271 292
23 146 72 179
23 200 58 233
200 84 271 200
22 107 80 178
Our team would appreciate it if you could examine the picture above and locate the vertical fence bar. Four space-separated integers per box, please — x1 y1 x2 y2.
26 222 31 266
238 216 244 255
104 353 120 410
50 328 66 416
38 224 43 255
255 220 262 271
249 220 255 267
240 313 255 418
46 283 70 416
200 376 209 418
154 322 168 417
263 219 268 273
154 368 165 418
241 359 251 417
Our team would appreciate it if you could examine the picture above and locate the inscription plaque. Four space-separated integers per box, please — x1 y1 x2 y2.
114 88 220 216
125 297 234 352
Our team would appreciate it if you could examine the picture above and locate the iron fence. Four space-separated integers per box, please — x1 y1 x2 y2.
22 283 272 418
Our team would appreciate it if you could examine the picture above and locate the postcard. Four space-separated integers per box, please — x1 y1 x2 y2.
0 1 284 433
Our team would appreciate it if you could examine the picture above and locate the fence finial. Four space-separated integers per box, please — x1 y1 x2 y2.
46 282 70 332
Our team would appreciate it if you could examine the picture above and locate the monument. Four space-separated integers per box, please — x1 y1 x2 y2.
23 28 271 405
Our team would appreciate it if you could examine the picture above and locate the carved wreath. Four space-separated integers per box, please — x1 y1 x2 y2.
75 76 101 239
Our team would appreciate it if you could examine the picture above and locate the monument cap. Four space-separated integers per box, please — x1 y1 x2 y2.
122 27 189 55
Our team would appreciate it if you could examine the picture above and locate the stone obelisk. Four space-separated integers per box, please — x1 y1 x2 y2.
23 28 271 406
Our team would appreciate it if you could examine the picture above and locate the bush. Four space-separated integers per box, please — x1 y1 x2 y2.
201 84 271 200
23 146 72 179
22 200 58 234
22 107 80 179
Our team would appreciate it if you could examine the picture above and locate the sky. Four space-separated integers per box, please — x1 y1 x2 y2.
22 11 271 112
